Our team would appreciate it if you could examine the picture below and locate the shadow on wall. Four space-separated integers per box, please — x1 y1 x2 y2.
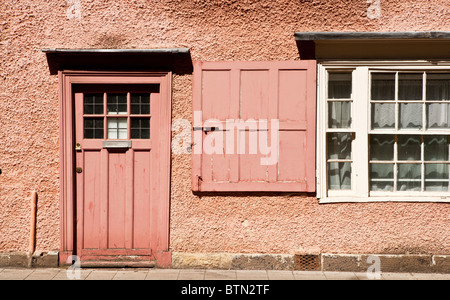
43 48 194 75
192 191 317 199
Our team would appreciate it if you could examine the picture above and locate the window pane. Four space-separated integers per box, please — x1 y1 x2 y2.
84 118 104 139
327 133 352 160
328 72 352 99
426 73 450 101
371 103 395 129
84 93 104 115
131 118 150 139
371 73 395 100
425 164 449 180
370 163 394 191
399 103 422 129
398 73 423 100
397 164 421 191
328 162 351 190
425 164 449 191
425 181 449 192
424 136 448 161
397 135 421 161
328 101 351 128
107 130 117 139
131 93 150 114
107 93 127 115
370 135 394 161
108 118 127 139
426 103 450 129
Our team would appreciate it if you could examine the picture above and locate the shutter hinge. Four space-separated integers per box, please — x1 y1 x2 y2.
196 175 203 190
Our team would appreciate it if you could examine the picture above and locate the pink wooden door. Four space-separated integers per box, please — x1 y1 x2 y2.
74 84 161 266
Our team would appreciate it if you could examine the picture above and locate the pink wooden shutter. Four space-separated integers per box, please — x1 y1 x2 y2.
192 61 316 192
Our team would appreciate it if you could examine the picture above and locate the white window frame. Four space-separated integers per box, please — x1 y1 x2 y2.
317 60 450 203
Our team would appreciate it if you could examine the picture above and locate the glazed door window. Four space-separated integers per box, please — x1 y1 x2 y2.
83 92 151 140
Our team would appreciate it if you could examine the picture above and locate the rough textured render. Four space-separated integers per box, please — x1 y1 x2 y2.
0 0 449 256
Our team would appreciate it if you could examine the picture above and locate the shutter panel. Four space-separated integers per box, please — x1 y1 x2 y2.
192 61 316 192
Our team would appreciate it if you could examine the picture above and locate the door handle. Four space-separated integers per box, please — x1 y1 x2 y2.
75 143 82 151
75 167 83 174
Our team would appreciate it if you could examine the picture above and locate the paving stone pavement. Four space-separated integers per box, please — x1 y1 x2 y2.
0 267 448 280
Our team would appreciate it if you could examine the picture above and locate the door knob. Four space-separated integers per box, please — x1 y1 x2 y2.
75 167 82 174
75 143 82 151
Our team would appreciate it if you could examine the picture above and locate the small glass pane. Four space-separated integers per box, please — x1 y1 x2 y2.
399 103 422 129
397 135 421 161
107 93 127 115
108 118 127 139
371 103 395 129
425 181 449 192
425 164 449 191
327 133 352 160
397 164 421 191
426 73 450 101
398 73 423 100
371 73 395 100
370 135 394 161
84 93 104 115
328 101 351 128
131 93 150 115
370 163 394 191
424 136 448 161
84 118 104 139
131 118 150 139
426 103 450 129
328 162 351 190
328 72 352 99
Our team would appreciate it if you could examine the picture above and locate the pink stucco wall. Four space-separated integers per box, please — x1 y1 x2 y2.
0 0 449 255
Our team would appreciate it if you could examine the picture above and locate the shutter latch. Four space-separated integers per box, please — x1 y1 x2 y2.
193 127 219 134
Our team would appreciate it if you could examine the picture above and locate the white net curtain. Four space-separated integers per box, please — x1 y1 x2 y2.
327 70 450 193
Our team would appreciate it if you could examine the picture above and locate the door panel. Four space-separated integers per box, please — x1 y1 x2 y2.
107 151 127 249
133 150 152 249
74 85 159 264
82 150 101 250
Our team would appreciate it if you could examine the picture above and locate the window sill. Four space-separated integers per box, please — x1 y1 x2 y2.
319 196 450 204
